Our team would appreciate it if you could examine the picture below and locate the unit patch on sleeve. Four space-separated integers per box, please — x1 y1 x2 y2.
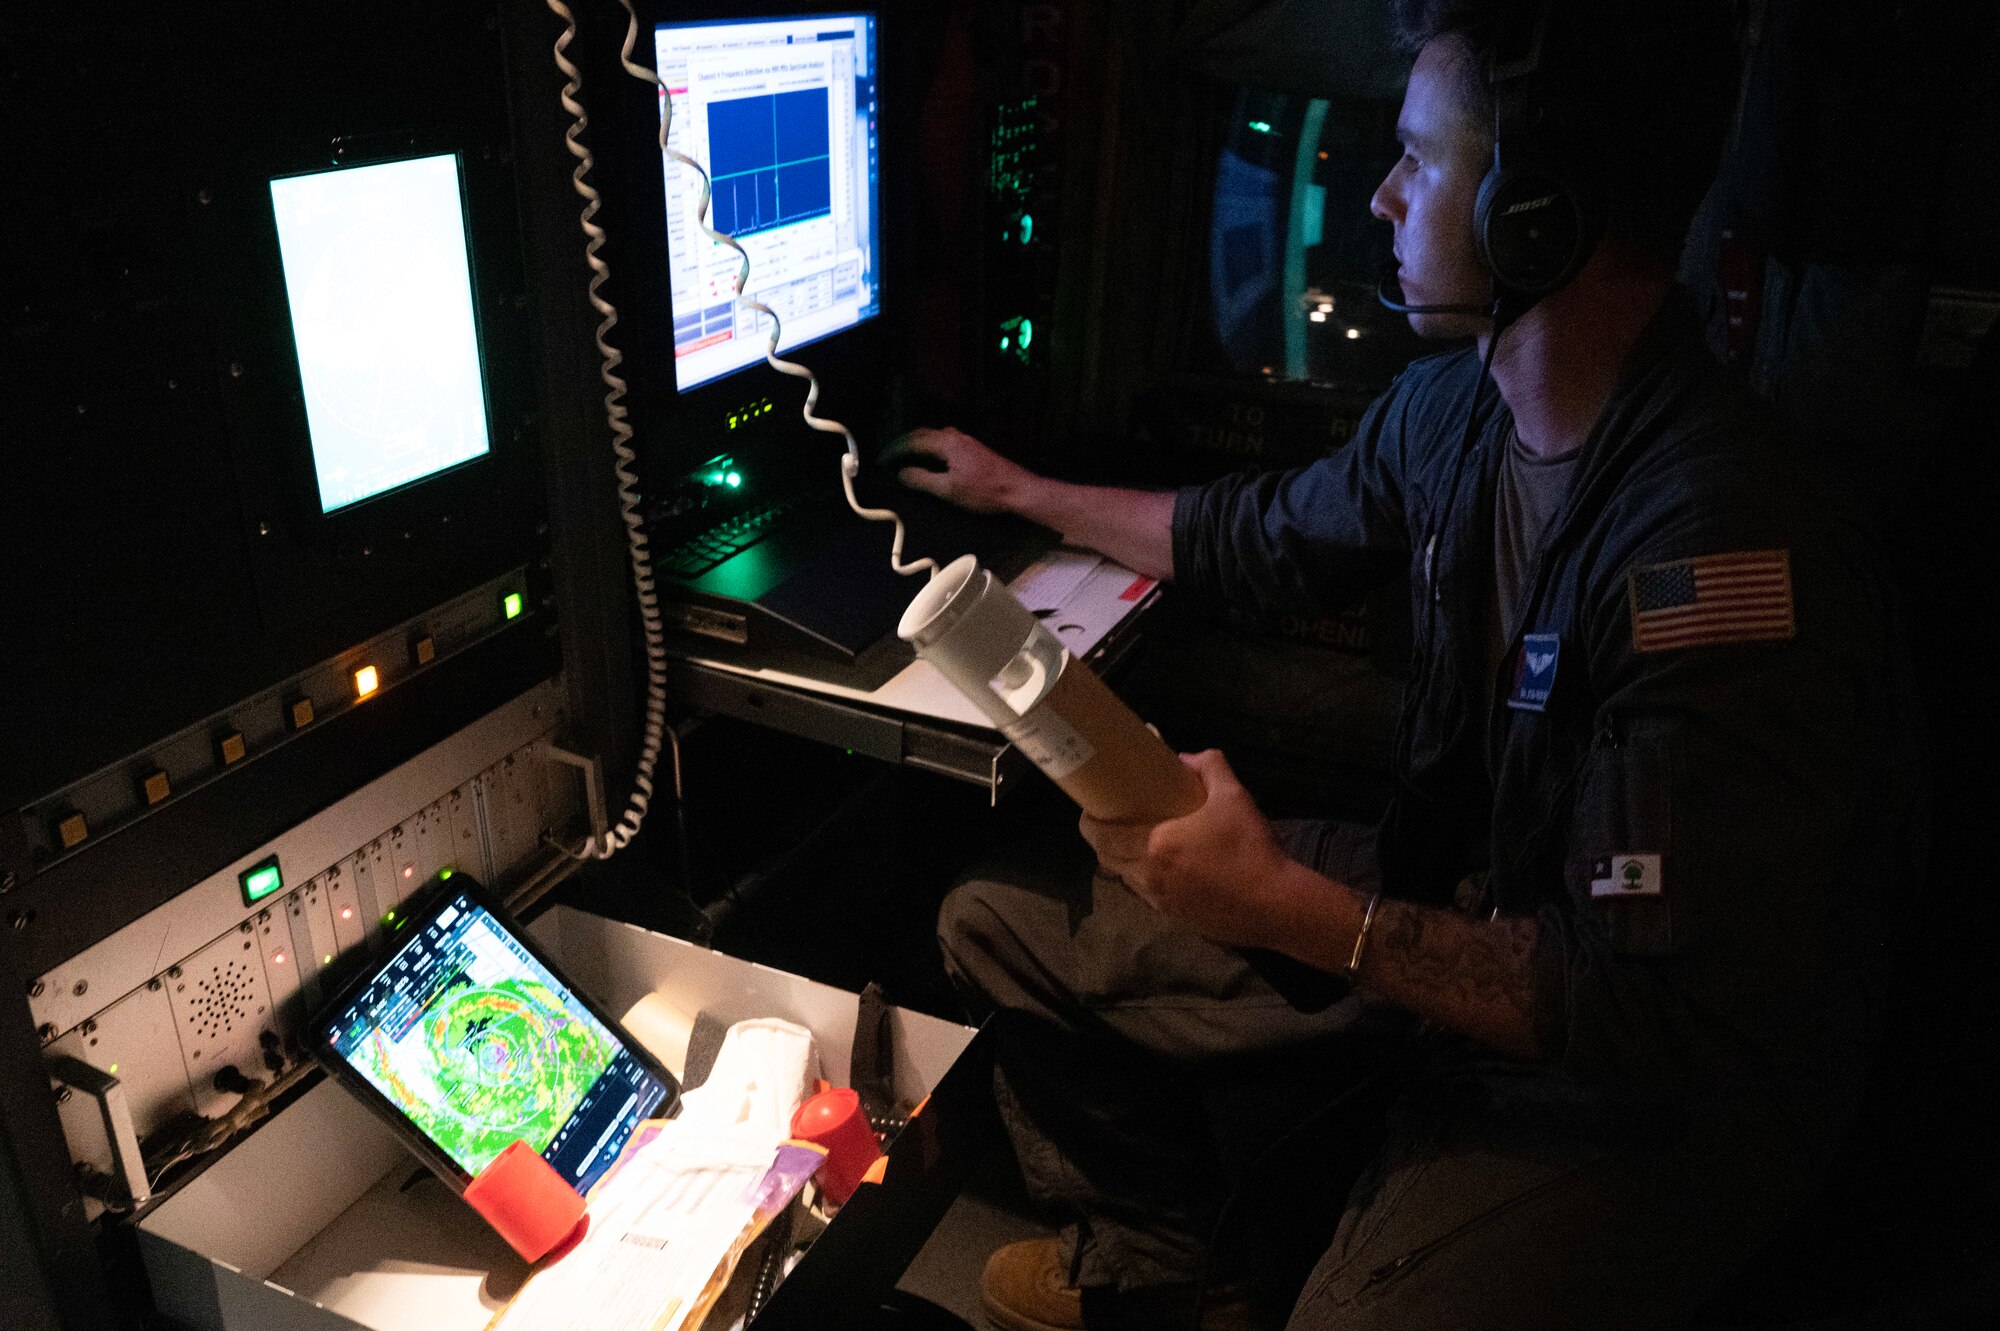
1627 549 1795 653
1590 853 1663 898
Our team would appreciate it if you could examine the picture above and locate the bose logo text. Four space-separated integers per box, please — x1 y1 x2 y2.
1501 194 1558 216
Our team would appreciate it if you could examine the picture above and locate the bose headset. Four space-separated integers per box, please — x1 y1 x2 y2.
1379 0 1604 321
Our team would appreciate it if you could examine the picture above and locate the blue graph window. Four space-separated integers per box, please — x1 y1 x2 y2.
707 88 833 235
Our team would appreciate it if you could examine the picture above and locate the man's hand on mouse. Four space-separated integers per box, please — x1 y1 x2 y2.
883 428 1031 514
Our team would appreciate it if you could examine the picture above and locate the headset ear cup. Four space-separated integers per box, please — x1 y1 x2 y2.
1474 165 1507 281
1477 162 1593 298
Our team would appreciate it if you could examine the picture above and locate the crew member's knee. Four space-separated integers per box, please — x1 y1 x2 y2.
936 877 1015 1007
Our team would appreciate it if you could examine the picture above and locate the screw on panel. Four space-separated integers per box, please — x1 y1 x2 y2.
168 967 182 979
239 921 252 933
71 980 86 997
54 1087 71 1105
9 913 29 931
28 979 44 998
37 1024 55 1043
147 978 162 991
1 869 15 893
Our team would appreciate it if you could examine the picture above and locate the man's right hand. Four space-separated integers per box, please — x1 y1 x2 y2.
885 428 1033 515
884 426 1179 581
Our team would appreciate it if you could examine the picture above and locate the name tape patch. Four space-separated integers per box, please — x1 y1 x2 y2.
1507 632 1561 712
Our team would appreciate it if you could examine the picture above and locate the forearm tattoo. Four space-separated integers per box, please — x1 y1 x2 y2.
1371 900 1540 1057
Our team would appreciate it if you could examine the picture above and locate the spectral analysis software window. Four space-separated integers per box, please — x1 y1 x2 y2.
654 12 881 391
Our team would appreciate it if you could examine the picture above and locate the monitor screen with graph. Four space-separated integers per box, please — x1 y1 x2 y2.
653 11 881 392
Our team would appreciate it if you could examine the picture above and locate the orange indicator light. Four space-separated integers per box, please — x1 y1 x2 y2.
354 665 380 699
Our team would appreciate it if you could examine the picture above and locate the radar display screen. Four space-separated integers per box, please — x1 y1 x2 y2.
320 890 672 1192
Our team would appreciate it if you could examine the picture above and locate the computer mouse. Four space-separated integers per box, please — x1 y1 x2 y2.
877 440 949 475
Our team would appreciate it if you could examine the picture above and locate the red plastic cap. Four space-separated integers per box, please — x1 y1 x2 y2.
463 1140 589 1263
789 1088 883 1205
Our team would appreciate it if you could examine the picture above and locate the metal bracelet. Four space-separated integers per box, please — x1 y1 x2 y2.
1346 890 1384 977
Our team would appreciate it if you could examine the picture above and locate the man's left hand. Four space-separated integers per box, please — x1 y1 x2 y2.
1079 749 1300 950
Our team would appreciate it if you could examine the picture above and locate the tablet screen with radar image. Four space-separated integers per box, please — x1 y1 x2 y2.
314 882 677 1195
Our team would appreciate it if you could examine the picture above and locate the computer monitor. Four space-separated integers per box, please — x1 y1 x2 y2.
269 152 495 515
652 11 881 394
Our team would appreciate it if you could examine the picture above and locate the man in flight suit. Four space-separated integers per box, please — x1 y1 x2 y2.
892 2 1925 1326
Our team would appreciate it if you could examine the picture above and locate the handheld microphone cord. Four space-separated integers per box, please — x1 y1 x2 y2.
542 0 669 861
537 4 935 863
613 1 936 580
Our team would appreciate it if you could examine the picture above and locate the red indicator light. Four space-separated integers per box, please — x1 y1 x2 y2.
340 907 354 920
402 864 415 879
272 952 287 966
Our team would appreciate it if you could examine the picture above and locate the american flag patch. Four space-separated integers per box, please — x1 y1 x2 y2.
1627 550 1795 653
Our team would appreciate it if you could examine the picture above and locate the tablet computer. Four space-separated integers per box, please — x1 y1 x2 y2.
310 877 679 1195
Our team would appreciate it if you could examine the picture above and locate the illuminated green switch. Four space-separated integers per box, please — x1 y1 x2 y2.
503 591 524 621
239 854 283 906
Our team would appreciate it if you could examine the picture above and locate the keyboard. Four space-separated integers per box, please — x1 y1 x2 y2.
653 485 1056 688
657 499 795 579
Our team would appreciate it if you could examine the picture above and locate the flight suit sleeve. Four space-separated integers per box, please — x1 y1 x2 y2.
1169 374 1422 618
1529 458 1912 1103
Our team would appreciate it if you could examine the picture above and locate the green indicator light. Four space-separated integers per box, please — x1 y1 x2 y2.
1249 120 1272 133
440 865 455 881
1019 214 1034 244
503 592 523 620
384 910 396 923
238 855 283 905
725 471 742 488
1000 335 1011 351
1019 319 1034 350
